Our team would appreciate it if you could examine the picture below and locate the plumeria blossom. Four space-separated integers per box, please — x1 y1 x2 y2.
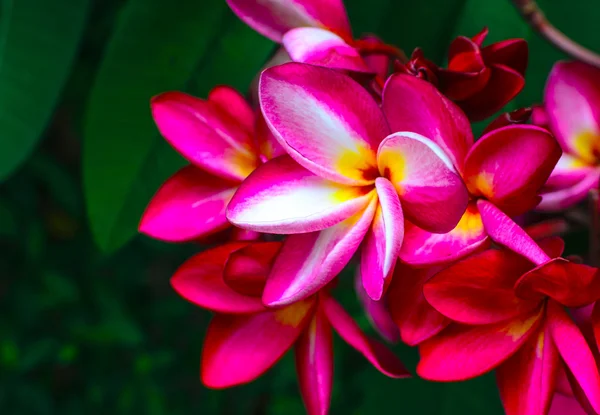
437 28 528 121
171 241 408 414
537 61 600 211
383 73 561 265
227 62 468 304
139 86 284 242
419 238 600 415
226 0 400 74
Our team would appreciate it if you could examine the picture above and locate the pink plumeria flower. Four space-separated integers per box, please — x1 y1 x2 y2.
171 241 408 414
536 61 600 211
227 63 468 304
139 86 284 242
382 74 561 266
419 237 600 415
227 0 399 74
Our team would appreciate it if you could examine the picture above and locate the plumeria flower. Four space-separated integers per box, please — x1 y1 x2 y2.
437 27 528 121
171 241 409 414
226 0 401 74
419 238 600 415
139 86 284 242
227 63 468 304
383 73 561 266
537 61 600 211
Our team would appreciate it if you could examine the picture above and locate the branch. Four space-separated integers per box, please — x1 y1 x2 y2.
510 0 600 68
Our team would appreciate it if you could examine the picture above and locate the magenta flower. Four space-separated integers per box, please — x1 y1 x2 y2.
226 63 468 304
139 86 284 242
537 61 600 211
226 0 399 74
383 73 561 265
419 238 600 415
171 241 408 414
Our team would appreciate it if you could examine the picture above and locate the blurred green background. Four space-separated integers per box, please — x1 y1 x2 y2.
0 0 598 413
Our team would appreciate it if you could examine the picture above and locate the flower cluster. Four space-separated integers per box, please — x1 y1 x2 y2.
138 1 600 414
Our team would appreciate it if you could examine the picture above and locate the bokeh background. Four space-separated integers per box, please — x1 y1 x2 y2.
1 0 598 413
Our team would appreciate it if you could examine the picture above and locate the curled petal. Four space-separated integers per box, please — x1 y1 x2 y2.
538 169 600 212
399 202 488 266
387 264 450 346
223 242 281 297
378 132 468 233
355 270 400 343
322 296 409 378
424 248 540 325
496 321 559 415
548 302 600 414
417 308 543 381
464 125 562 216
227 156 373 234
283 27 370 73
295 307 334 415
477 199 552 266
139 166 236 242
515 259 600 308
360 178 404 301
171 242 265 314
260 63 388 185
545 61 600 163
382 74 473 171
226 0 352 42
482 39 528 75
263 198 377 306
151 91 258 181
201 300 315 388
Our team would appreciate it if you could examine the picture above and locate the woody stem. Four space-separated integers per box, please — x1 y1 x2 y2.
510 0 600 68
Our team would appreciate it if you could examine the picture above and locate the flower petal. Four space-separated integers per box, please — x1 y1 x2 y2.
255 111 286 162
496 321 559 415
283 27 370 73
295 306 334 415
226 0 352 42
201 299 315 388
322 296 409 378
549 393 588 415
355 270 400 343
546 153 596 189
424 247 539 325
545 61 600 163
515 258 600 308
208 85 255 133
456 63 525 122
263 197 377 306
387 264 450 346
227 155 373 233
464 125 562 216
417 308 543 381
223 242 281 297
151 91 258 181
548 301 600 414
360 178 404 300
382 74 473 171
378 132 469 233
482 39 528 75
477 199 552 266
399 202 488 266
260 63 388 185
171 242 265 314
538 169 600 212
139 166 236 242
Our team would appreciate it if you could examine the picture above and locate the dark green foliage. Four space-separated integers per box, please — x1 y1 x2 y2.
0 0 597 413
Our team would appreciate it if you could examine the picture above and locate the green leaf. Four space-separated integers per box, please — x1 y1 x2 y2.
0 0 89 181
83 0 273 254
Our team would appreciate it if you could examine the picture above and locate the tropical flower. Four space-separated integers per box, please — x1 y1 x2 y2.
226 0 400 73
537 61 600 211
437 27 528 121
139 86 284 242
419 238 600 415
171 241 408 415
227 62 469 304
383 73 561 265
